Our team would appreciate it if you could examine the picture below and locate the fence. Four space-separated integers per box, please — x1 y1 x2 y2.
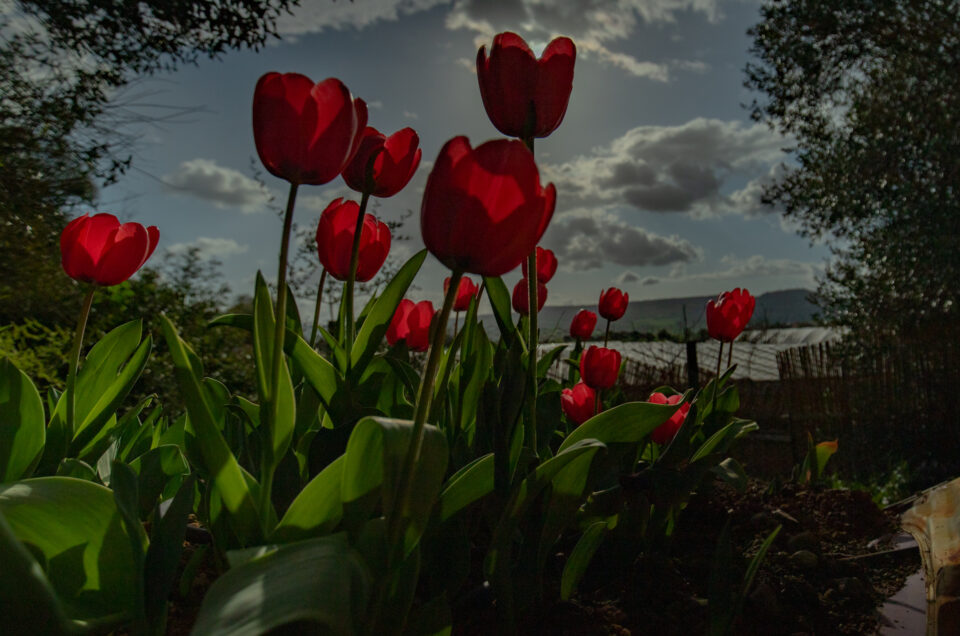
777 336 960 483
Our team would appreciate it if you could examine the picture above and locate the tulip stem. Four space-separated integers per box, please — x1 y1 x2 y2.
387 269 462 548
66 286 96 438
345 190 372 354
713 340 724 418
526 250 539 458
265 181 299 523
309 268 328 349
604 319 610 348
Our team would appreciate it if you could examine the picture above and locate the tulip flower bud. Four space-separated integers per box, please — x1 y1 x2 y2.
315 198 391 282
445 276 481 312
598 287 629 321
522 246 558 284
579 345 621 390
569 309 597 340
647 392 691 445
386 299 435 352
705 288 756 342
561 382 599 425
512 277 547 315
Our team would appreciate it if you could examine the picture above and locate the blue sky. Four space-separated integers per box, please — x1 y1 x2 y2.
95 0 829 313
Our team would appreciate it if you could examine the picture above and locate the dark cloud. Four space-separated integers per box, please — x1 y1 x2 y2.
544 118 788 218
544 209 702 271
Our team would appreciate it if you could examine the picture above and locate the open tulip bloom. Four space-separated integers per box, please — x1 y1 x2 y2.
477 32 576 140
253 72 367 186
343 126 422 198
61 213 159 287
315 198 391 282
421 136 555 277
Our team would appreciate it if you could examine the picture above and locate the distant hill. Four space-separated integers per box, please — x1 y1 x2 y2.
478 288 820 340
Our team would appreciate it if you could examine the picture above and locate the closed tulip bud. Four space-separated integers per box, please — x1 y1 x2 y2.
647 392 691 445
569 309 597 340
315 198 391 282
421 137 555 277
561 382 599 425
522 246 558 284
512 278 547 315
579 346 621 390
477 32 576 139
598 287 629 321
343 126 421 198
386 299 435 352
445 276 481 312
253 72 367 185
705 288 756 342
60 213 159 286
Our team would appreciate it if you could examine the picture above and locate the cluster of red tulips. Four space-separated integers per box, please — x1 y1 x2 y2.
42 26 769 635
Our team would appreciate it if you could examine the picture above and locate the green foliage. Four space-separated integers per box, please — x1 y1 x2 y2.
746 0 960 338
0 321 71 392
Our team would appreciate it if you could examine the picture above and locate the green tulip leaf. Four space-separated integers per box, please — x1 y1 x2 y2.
560 520 608 601
0 357 46 483
71 320 151 453
160 315 263 546
0 477 139 623
558 401 680 453
438 453 493 522
0 508 72 635
350 249 427 373
270 455 344 543
192 533 370 636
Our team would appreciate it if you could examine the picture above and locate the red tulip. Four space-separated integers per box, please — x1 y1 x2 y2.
512 278 547 315
315 198 391 282
477 32 576 139
561 382 599 425
445 276 480 312
421 137 555 277
386 299 435 352
60 213 159 286
706 288 756 342
579 346 621 390
253 72 367 185
569 309 597 340
343 126 422 197
598 287 629 321
647 393 691 445
522 246 558 284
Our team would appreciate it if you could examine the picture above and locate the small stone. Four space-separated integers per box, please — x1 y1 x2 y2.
788 531 820 553
791 549 819 569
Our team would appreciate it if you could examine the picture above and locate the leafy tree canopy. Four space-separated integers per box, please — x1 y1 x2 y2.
746 0 960 339
0 0 298 323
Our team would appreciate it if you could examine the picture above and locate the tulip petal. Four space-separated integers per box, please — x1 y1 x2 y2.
93 223 150 286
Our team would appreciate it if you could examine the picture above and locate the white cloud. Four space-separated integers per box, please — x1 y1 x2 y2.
543 207 702 270
542 118 788 218
275 0 448 37
164 159 270 213
167 237 249 259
